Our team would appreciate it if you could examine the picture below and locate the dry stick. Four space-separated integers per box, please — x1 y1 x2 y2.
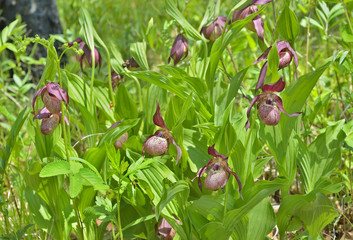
226 46 239 72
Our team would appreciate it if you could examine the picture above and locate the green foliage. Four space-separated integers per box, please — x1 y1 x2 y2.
0 0 352 239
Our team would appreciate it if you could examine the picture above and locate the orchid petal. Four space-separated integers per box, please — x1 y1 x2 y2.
197 165 209 191
32 85 45 111
227 166 243 200
46 82 69 106
253 46 272 65
253 16 264 42
58 113 70 125
251 0 273 5
273 95 302 117
261 78 285 93
171 137 182 163
33 107 51 120
208 144 228 160
108 121 121 130
255 61 268 92
245 94 263 130
153 102 169 130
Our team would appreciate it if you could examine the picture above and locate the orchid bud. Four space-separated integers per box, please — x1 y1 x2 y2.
257 95 280 126
200 16 227 41
168 34 188 65
143 136 169 156
114 132 128 150
40 114 60 135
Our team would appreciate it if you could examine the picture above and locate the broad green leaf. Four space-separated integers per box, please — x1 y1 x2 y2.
39 161 70 177
98 118 139 146
131 42 149 70
155 180 189 219
79 168 109 191
297 120 346 193
223 177 288 235
165 0 203 41
115 84 138 120
199 222 229 240
267 43 280 81
0 107 29 173
70 173 83 198
247 198 276 240
277 6 299 41
277 192 338 238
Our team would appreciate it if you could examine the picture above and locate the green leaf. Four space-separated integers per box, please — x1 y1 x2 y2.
130 42 149 70
277 6 299 41
115 84 138 119
247 198 276 240
79 168 109 191
98 119 139 146
267 43 280 81
155 180 189 219
39 161 71 177
165 0 203 41
70 173 83 198
277 192 338 238
223 177 288 235
0 107 29 173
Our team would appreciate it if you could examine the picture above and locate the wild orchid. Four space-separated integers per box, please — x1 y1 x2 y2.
168 33 188 65
142 102 182 163
32 82 69 135
67 37 102 72
245 78 301 130
190 145 243 199
254 41 298 92
200 16 227 41
232 0 273 42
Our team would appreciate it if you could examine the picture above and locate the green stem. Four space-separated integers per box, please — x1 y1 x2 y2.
131 76 143 111
101 45 115 108
223 182 229 216
117 191 123 239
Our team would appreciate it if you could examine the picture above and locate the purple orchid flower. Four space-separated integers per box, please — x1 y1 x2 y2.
168 34 188 65
190 145 243 199
32 82 69 115
156 218 177 240
67 38 102 72
142 102 182 163
200 16 227 41
245 78 301 130
232 0 272 42
253 41 298 92
33 107 69 135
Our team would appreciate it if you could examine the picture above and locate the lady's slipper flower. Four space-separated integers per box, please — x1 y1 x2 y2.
190 145 243 199
168 34 188 65
232 0 272 42
33 107 69 135
68 38 102 72
245 78 301 130
200 16 227 41
122 57 140 71
157 218 177 240
32 82 69 115
253 41 298 92
142 102 181 163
